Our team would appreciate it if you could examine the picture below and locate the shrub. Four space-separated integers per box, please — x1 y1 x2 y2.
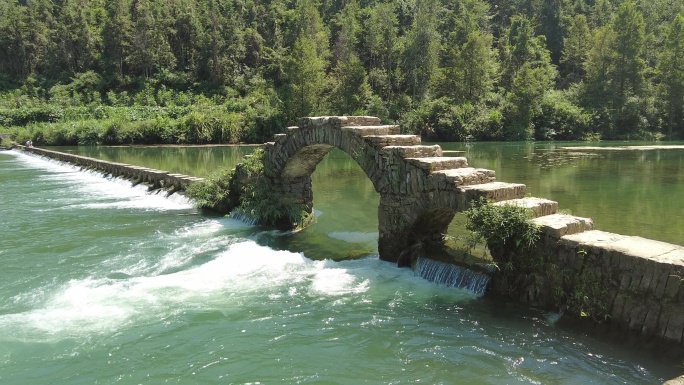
185 167 235 214
1 137 12 149
533 90 591 140
401 97 472 141
465 197 541 272
234 149 310 229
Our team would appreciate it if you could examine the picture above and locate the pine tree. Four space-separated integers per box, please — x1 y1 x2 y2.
612 1 646 105
0 0 53 79
401 0 440 101
657 14 684 137
198 0 244 85
102 0 133 80
329 0 370 114
500 15 557 140
52 0 103 76
284 34 328 120
560 14 591 86
361 2 400 102
440 30 498 103
128 0 176 78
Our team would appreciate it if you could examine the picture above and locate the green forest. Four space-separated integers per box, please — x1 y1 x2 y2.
2 0 684 145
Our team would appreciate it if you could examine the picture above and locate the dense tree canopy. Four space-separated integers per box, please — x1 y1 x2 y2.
2 0 684 141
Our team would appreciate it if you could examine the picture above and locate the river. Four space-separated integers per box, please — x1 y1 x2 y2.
0 143 682 384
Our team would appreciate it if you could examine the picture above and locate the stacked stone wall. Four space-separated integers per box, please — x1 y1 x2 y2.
492 226 684 348
18 146 202 191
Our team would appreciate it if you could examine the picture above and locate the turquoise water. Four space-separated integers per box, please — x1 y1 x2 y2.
0 148 681 384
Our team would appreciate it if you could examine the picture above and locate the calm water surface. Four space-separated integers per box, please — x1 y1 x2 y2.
1 145 681 384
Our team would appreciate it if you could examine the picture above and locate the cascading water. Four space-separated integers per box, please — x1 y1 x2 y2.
414 257 491 295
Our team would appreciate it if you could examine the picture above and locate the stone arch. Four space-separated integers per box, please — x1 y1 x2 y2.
263 116 399 193
232 116 534 263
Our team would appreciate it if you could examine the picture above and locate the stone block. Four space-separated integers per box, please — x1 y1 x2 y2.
610 293 629 328
363 134 421 147
641 302 662 335
493 197 558 218
381 145 442 158
428 168 496 190
534 214 593 238
341 116 382 126
663 305 684 344
459 181 527 204
405 156 468 172
663 375 684 385
341 125 400 137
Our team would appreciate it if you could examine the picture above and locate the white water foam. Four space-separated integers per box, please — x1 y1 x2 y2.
0 241 383 342
9 150 195 212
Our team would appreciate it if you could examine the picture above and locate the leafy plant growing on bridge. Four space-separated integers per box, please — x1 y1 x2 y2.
185 148 310 228
185 167 235 214
465 197 542 296
235 149 311 229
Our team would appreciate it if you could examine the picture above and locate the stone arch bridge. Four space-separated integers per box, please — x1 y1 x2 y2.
231 116 593 265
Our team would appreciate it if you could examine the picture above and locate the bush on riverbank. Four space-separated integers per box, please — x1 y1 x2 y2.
1 80 286 146
0 137 12 149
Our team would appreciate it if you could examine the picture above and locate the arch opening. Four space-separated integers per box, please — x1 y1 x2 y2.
270 148 381 261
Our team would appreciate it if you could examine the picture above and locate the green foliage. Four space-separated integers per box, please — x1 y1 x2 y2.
561 14 591 86
234 148 311 229
465 197 545 296
1 0 684 141
185 167 234 213
283 33 328 121
401 0 440 101
402 97 474 141
657 13 684 138
186 147 310 228
564 249 610 321
0 106 64 126
533 90 591 140
465 198 541 261
0 137 12 149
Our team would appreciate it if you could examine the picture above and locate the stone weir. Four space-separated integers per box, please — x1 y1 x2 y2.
18 145 204 191
226 116 684 351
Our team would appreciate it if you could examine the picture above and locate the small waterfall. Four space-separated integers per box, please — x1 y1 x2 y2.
229 210 259 226
414 257 491 296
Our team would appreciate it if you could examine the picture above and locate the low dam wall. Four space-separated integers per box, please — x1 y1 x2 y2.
18 145 204 191
493 215 684 348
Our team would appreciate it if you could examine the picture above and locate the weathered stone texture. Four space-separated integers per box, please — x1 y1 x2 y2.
554 230 684 345
533 214 594 237
493 197 558 217
23 146 200 190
